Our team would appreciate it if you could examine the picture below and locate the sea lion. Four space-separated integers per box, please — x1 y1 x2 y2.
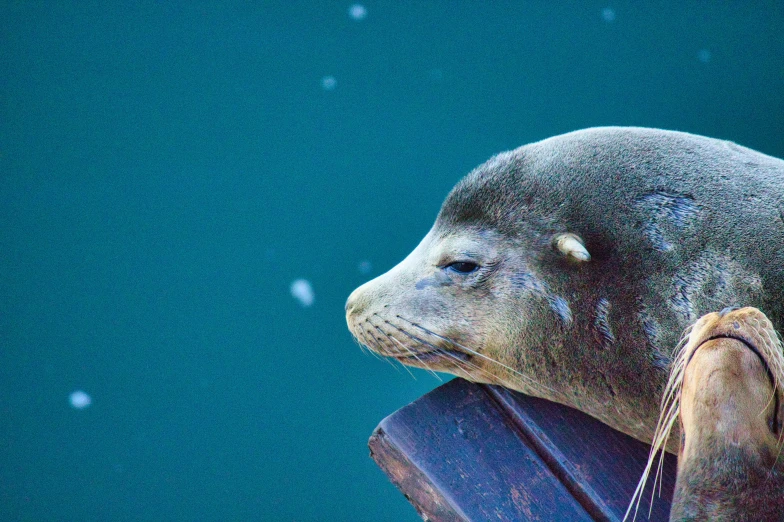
628 307 784 521
345 127 784 447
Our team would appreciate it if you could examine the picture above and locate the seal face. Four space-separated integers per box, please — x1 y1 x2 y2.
628 307 784 522
345 127 784 445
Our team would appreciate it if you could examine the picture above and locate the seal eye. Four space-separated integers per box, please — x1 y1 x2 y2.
446 261 479 274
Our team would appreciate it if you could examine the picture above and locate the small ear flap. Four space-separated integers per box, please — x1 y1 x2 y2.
553 233 591 262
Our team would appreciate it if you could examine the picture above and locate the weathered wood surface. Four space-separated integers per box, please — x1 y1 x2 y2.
369 378 676 521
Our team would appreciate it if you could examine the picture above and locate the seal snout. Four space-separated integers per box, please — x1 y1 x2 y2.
665 306 784 520
345 280 381 350
677 306 784 462
344 287 364 315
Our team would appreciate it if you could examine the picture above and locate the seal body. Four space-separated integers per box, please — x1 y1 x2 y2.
346 127 784 446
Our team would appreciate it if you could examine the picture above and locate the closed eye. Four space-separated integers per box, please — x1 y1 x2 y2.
445 261 480 274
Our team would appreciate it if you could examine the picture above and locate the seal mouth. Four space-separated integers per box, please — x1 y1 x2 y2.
391 348 471 364
688 330 781 441
684 308 783 435
690 333 777 390
352 313 474 373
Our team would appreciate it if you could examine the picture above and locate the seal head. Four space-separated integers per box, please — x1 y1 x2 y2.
628 307 784 521
671 307 784 521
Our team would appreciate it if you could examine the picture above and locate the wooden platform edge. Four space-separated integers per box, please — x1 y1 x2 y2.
369 425 466 521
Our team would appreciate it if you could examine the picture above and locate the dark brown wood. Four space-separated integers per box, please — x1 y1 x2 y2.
369 428 467 521
369 378 676 521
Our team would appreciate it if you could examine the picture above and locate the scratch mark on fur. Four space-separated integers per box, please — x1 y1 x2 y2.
593 298 615 349
549 296 573 327
598 370 616 398
636 192 699 252
636 306 671 369
511 272 547 294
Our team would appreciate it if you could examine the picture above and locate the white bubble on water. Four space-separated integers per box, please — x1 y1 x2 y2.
69 390 92 409
358 260 372 274
348 4 367 21
321 75 337 91
601 7 616 22
697 49 712 63
290 279 315 307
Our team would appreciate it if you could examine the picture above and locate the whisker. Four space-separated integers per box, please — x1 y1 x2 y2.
395 325 502 385
624 325 693 522
766 328 784 467
359 326 400 373
390 337 442 381
355 332 382 361
357 320 405 370
377 314 506 385
368 320 428 380
366 320 419 380
741 320 784 473
377 316 470 381
397 315 566 400
367 314 444 381
439 349 480 381
439 346 502 384
756 325 782 415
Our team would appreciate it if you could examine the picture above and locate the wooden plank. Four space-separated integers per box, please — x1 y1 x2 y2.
369 378 677 522
369 379 594 521
485 385 676 521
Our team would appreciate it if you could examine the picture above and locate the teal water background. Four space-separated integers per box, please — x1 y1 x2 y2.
1 2 782 520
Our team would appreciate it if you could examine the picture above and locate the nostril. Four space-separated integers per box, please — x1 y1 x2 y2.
719 306 740 317
345 288 366 316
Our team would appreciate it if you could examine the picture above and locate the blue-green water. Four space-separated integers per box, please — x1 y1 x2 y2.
1 2 782 520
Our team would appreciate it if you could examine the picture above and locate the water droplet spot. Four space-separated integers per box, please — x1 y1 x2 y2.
348 4 367 21
321 76 337 91
290 279 315 307
358 260 372 274
69 390 92 409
